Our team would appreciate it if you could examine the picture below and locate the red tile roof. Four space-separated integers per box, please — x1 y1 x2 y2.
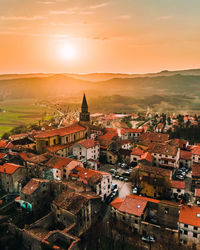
195 189 200 197
192 146 200 156
180 150 192 160
179 206 200 227
46 144 70 153
72 167 110 184
171 180 185 189
0 163 24 175
0 140 14 149
139 152 153 162
0 153 6 159
78 139 99 149
46 156 73 169
21 178 49 195
139 132 169 144
35 123 86 139
128 194 160 204
97 131 118 141
110 198 124 209
124 128 143 133
131 147 144 156
111 195 147 216
192 163 200 177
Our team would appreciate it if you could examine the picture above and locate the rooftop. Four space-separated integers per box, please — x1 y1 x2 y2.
35 123 86 139
77 139 99 149
171 180 185 189
179 206 200 227
180 150 192 160
21 178 50 195
0 163 24 175
192 163 200 177
131 147 144 156
46 155 73 169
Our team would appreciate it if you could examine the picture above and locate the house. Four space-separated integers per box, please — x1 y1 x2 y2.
0 163 26 193
17 178 51 213
178 205 200 245
51 190 102 236
130 147 144 164
194 189 200 205
180 150 192 169
134 164 172 198
192 163 200 191
150 142 180 170
70 166 112 200
87 159 100 170
72 139 100 162
138 152 153 165
120 140 132 150
121 128 143 142
192 145 200 164
46 155 83 181
138 132 169 147
35 123 87 155
171 180 186 200
106 151 118 164
0 140 14 152
110 195 148 233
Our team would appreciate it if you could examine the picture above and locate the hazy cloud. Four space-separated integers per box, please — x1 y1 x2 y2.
89 2 110 9
116 15 132 20
36 1 54 4
158 16 173 20
0 15 45 21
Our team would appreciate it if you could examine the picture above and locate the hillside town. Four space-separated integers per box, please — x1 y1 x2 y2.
1 94 200 250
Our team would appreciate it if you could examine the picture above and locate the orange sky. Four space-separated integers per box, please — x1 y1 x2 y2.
0 0 200 74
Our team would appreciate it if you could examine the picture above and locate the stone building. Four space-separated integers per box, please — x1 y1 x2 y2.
0 163 26 193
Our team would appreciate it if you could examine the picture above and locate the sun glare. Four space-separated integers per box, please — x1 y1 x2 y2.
59 44 77 61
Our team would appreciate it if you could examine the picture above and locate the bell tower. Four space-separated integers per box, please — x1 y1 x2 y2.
79 93 90 124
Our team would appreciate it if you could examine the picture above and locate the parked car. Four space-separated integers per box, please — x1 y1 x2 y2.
133 187 138 194
197 200 200 205
122 172 131 177
115 175 119 179
109 169 116 174
142 235 155 243
176 174 185 180
121 163 126 168
124 178 129 182
119 176 124 181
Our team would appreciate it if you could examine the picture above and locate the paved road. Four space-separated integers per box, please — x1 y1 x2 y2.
112 179 132 199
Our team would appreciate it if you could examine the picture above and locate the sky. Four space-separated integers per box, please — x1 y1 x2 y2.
0 0 200 74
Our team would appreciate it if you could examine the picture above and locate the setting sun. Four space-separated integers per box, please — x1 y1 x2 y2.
58 44 77 61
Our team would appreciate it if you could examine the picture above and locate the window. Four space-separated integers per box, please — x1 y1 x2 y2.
184 231 188 235
194 226 198 230
122 216 125 221
193 233 197 238
53 139 56 144
135 220 138 224
184 224 188 228
164 208 169 214
74 134 76 140
46 141 48 146
66 137 68 143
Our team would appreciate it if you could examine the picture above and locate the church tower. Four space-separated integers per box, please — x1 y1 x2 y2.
79 93 90 124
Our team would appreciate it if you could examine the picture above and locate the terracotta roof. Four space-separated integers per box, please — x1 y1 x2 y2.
168 138 188 149
0 163 24 175
111 195 147 216
35 123 86 139
120 139 131 145
129 194 160 203
46 155 73 169
110 198 124 209
87 159 100 164
72 167 110 184
97 131 118 141
53 191 100 214
139 132 169 144
192 163 200 177
149 142 178 157
131 147 144 156
9 133 28 141
0 153 6 159
195 189 200 197
138 164 172 177
139 152 153 162
21 178 49 195
171 180 185 189
192 145 200 156
19 152 36 161
28 153 52 164
179 206 200 227
124 128 143 133
0 140 14 149
78 139 99 149
180 150 192 160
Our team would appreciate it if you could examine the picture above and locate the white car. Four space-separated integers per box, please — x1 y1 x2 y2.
133 187 138 194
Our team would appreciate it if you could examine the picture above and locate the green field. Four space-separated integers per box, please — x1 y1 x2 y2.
0 99 52 137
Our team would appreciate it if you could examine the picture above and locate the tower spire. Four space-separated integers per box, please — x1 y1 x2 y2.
80 93 90 124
